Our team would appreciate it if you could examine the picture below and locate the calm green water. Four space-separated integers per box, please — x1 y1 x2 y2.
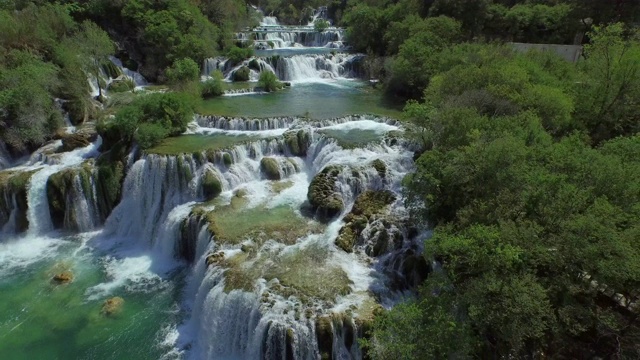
0 235 183 360
198 80 403 119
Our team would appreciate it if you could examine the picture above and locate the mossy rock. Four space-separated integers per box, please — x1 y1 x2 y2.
335 226 357 253
46 164 95 230
102 61 122 79
232 66 251 82
206 251 225 267
350 190 395 218
202 170 222 200
316 316 334 360
222 152 233 167
108 78 135 93
0 169 37 233
95 161 124 220
101 297 124 316
283 129 310 157
335 190 396 253
61 133 91 152
370 159 387 178
248 59 261 71
260 157 281 180
307 165 344 222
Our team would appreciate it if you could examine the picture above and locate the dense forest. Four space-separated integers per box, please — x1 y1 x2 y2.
1 0 640 358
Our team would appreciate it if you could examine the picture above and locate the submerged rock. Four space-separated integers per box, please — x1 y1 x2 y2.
101 296 124 316
52 271 73 284
307 165 344 222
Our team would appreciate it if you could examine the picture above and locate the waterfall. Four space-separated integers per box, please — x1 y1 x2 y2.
108 56 148 86
219 53 362 82
195 115 298 131
105 154 200 243
0 141 12 170
260 16 279 26
25 137 102 236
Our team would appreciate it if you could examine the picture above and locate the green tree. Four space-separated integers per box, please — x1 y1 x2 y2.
74 21 115 99
314 18 329 32
577 23 640 143
258 71 282 92
166 58 200 86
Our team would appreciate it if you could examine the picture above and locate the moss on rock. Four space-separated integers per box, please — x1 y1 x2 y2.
222 152 233 167
370 159 387 179
101 297 124 316
52 271 73 284
202 169 222 200
283 129 310 157
260 157 281 180
316 316 334 360
335 190 396 253
232 66 250 82
108 78 135 93
307 165 344 222
0 169 37 232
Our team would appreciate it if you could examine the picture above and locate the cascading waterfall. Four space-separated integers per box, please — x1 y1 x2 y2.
147 116 421 359
214 54 362 82
108 56 148 87
0 113 423 359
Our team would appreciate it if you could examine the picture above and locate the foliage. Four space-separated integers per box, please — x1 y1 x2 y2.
258 71 282 92
369 23 640 360
201 70 225 98
314 18 329 32
166 58 200 88
0 3 112 152
227 46 254 65
232 66 251 82
101 92 197 149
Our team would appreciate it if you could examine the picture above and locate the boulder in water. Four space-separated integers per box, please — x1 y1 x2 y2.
283 129 310 157
335 190 396 252
316 316 334 360
61 133 90 152
307 165 344 222
52 271 73 284
370 159 387 179
260 157 281 180
232 66 250 82
206 251 225 267
201 169 222 200
101 296 124 316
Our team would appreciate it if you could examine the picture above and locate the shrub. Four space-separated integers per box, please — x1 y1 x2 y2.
314 19 330 32
108 78 135 93
201 70 224 98
135 123 169 149
227 46 253 65
258 71 282 92
166 58 200 85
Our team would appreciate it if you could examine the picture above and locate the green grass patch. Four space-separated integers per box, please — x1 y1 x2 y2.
224 244 352 302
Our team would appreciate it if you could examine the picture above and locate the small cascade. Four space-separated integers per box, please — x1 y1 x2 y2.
260 16 279 26
195 115 298 131
0 141 12 170
218 53 362 83
105 154 201 243
108 56 148 87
